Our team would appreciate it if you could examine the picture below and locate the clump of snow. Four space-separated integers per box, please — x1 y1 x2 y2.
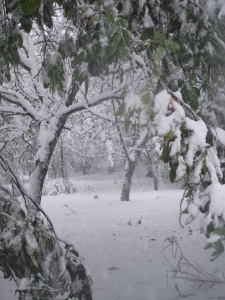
170 128 181 157
218 3 225 18
124 91 142 112
79 62 88 75
206 160 219 183
208 182 225 220
100 36 108 47
187 202 199 218
210 127 225 146
176 156 186 181
153 90 185 140
18 278 30 291
192 160 203 183
49 53 59 65
206 0 217 16
207 147 223 178
154 90 170 115
207 233 220 244
84 7 95 17
185 118 208 167
143 7 153 28
139 0 146 11
122 0 132 15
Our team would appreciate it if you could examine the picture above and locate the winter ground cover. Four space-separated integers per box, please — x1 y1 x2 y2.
1 170 225 300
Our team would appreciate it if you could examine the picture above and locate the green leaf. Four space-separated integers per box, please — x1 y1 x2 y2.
206 222 215 238
15 33 23 48
139 86 151 105
122 28 133 45
164 130 174 141
116 103 125 116
210 240 224 261
20 0 41 15
89 42 101 61
185 214 195 225
20 16 32 33
110 31 122 49
74 51 86 65
182 207 189 214
185 188 193 198
181 85 200 110
107 13 114 23
204 243 213 250
213 228 225 236
200 150 208 160
152 64 158 78
166 40 180 53
155 45 166 62
140 28 153 41
68 247 79 257
169 160 178 183
153 32 165 44
141 92 151 105
5 0 19 13
161 146 170 163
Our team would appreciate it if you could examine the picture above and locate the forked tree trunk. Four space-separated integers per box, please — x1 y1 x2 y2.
120 160 135 201
29 82 80 205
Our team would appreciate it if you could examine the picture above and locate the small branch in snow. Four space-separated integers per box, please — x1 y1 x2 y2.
63 204 76 215
163 235 225 291
179 187 188 229
138 215 142 224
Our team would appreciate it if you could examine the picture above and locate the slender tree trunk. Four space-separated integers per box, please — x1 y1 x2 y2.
29 116 67 204
146 149 158 191
120 160 135 201
60 139 67 180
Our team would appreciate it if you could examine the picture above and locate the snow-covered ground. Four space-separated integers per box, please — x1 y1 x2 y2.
1 171 225 300
42 171 225 300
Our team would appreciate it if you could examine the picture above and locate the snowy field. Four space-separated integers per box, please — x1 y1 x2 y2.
1 171 225 300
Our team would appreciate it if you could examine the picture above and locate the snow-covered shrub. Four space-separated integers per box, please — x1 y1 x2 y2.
43 178 77 196
0 196 92 299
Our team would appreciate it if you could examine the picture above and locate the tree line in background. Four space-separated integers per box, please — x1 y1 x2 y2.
0 0 225 298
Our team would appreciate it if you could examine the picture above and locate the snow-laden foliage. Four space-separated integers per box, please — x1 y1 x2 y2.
0 195 92 299
43 178 77 196
152 90 225 260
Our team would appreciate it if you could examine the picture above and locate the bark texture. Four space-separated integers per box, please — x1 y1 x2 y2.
120 160 135 201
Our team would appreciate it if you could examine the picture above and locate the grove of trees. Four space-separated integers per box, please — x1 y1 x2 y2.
1 0 225 298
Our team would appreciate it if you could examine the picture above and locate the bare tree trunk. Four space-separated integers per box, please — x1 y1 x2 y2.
120 160 135 201
60 139 67 180
29 116 67 204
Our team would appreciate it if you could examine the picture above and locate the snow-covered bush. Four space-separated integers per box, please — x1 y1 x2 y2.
0 196 92 299
43 178 77 196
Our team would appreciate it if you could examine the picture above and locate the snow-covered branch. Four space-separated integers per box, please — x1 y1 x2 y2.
0 91 40 120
